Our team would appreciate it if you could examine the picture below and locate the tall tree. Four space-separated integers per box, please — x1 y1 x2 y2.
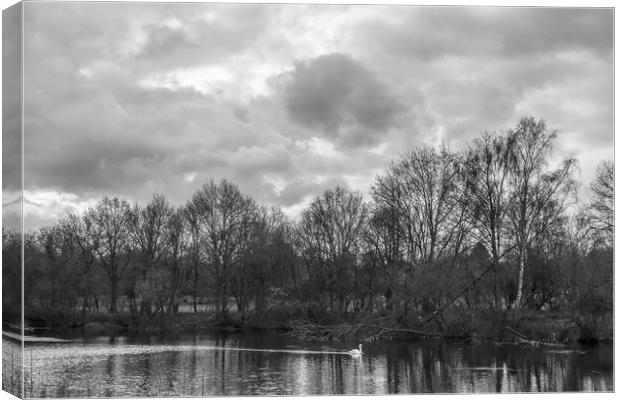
2 228 22 317
506 117 576 309
590 160 613 245
460 132 512 309
88 197 133 313
369 146 467 318
128 193 173 318
187 180 255 314
391 147 462 263
183 201 202 312
37 226 81 315
296 186 367 315
63 213 99 314
164 207 188 313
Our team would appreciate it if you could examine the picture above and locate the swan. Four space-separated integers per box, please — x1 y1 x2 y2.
349 344 363 356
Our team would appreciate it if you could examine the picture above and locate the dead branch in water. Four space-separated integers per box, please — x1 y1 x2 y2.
288 321 444 341
504 326 567 348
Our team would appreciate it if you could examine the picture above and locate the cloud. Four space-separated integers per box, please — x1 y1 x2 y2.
344 7 613 150
7 3 613 232
280 53 408 147
353 7 612 62
2 3 22 191
278 176 349 207
136 5 271 72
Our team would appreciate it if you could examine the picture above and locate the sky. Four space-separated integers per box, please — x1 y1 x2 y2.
1 2 614 230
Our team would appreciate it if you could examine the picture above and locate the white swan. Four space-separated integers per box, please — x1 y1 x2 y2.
349 344 363 356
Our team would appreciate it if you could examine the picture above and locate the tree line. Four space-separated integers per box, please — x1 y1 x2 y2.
2 117 613 338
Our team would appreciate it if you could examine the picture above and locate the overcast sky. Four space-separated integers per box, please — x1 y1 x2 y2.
2 3 614 230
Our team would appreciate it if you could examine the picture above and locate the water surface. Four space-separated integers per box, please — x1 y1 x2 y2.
5 332 613 397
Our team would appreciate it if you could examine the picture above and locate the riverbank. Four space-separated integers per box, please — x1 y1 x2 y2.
16 307 612 345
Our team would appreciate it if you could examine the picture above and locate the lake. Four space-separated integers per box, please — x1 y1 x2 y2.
3 331 613 397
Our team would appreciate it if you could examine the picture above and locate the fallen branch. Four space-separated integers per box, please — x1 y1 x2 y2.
360 324 443 337
287 321 443 341
504 326 528 340
504 326 566 348
424 263 495 325
514 337 567 348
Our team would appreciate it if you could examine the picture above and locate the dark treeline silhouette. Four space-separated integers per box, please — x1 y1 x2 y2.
2 117 613 341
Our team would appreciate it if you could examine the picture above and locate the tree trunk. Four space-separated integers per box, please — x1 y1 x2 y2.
109 280 118 313
193 252 199 312
218 273 227 315
255 284 267 318
514 245 526 309
385 287 393 312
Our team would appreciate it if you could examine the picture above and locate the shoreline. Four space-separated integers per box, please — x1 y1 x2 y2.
8 308 612 345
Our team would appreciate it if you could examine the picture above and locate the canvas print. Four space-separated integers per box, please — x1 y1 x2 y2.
2 1 614 398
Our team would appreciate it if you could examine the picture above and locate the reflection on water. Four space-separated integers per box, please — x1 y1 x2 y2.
5 332 612 397
2 336 23 396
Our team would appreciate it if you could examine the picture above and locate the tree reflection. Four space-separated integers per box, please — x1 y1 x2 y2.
23 334 613 397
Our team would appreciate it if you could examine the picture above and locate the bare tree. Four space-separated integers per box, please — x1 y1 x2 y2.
590 160 613 245
37 226 82 316
2 229 22 317
187 180 255 314
128 193 173 319
229 205 263 320
88 197 133 313
393 147 462 263
60 213 99 315
364 197 405 314
296 186 367 315
183 201 202 312
460 133 512 309
369 147 471 323
506 117 576 309
164 207 189 313
368 147 462 314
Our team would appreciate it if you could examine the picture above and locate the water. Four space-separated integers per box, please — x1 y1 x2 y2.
4 332 613 397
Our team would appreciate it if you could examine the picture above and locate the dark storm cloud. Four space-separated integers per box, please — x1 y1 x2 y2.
281 53 407 146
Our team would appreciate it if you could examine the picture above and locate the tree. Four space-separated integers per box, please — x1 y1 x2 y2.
229 205 262 320
63 212 100 314
183 201 202 312
187 180 256 314
368 146 468 319
392 147 462 263
36 225 81 316
128 193 173 319
296 186 367 316
88 197 133 313
364 198 405 314
460 132 512 309
590 160 613 245
506 117 576 309
3 228 22 321
164 207 189 313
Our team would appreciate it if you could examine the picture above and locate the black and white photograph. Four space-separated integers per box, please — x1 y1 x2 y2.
1 1 615 398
